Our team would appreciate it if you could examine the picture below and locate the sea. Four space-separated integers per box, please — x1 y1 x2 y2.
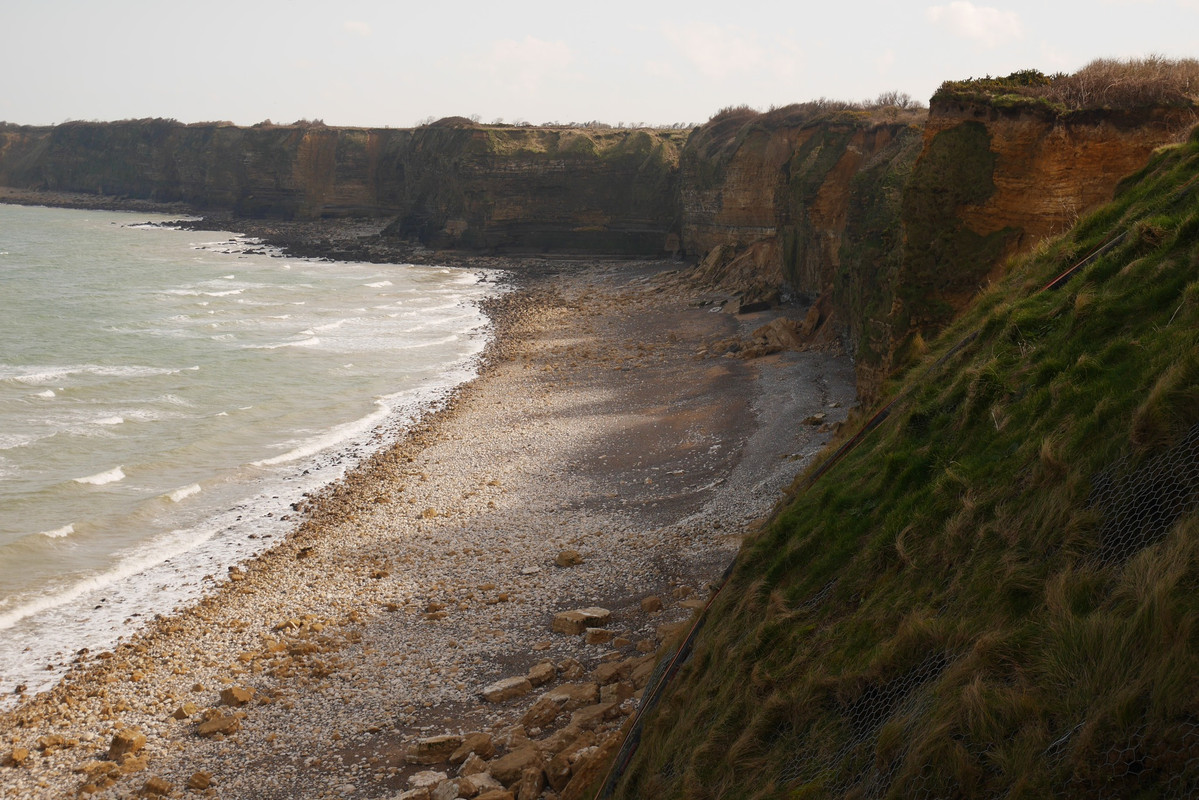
0 203 502 706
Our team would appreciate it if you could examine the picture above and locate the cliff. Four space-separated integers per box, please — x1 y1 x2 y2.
893 99 1198 370
0 119 685 255
674 95 1195 398
385 121 685 254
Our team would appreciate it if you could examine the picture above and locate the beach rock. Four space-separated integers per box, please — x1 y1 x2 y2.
219 686 255 706
36 734 70 753
592 661 625 686
516 765 545 800
544 683 599 711
551 607 610 635
482 676 532 703
640 595 663 613
172 702 199 720
521 696 564 729
671 585 693 599
431 778 464 800
561 731 624 800
494 725 530 750
5 747 30 767
141 776 172 796
458 752 489 776
600 682 635 704
409 769 449 790
120 755 150 774
554 550 583 567
475 791 515 800
450 732 495 764
545 751 573 792
526 660 555 687
408 734 465 765
568 701 620 731
558 658 585 680
584 628 614 645
467 772 504 792
196 713 240 738
108 728 146 760
488 745 543 786
187 771 213 790
630 657 657 689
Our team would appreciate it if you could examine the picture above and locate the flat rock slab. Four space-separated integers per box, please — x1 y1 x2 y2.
481 676 533 703
551 607 611 635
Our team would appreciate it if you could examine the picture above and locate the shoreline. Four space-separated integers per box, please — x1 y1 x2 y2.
0 210 499 706
0 198 857 799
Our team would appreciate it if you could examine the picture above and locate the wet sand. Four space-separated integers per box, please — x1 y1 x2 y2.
0 218 856 798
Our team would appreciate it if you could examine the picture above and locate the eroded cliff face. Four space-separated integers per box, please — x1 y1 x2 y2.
891 101 1199 368
676 102 1196 398
386 124 685 254
0 120 685 255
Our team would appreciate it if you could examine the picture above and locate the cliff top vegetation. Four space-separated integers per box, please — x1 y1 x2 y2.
612 124 1199 798
935 55 1199 113
685 94 926 168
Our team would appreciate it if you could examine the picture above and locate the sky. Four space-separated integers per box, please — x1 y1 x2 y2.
2 0 1198 129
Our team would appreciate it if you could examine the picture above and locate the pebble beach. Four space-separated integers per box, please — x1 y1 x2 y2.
0 246 856 799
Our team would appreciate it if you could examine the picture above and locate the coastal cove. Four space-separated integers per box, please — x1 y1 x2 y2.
0 205 856 799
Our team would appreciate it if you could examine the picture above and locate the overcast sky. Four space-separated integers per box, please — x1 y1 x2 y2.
2 0 1197 128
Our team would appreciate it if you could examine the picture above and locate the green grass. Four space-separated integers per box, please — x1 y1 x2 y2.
612 127 1199 798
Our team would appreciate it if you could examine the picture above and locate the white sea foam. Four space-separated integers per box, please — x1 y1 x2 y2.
36 389 56 398
397 334 461 350
250 336 321 350
365 280 393 288
74 466 125 486
95 416 124 426
4 364 180 385
0 526 219 631
252 397 392 467
166 484 201 503
40 524 75 539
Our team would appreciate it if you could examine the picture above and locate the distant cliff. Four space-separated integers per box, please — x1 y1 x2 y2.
0 119 686 256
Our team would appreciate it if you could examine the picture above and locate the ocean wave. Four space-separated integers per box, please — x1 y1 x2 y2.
35 389 55 398
40 524 75 539
74 466 125 486
396 333 462 350
0 432 35 450
252 397 391 467
1 364 183 386
165 484 201 503
0 526 218 631
247 336 321 350
364 280 393 288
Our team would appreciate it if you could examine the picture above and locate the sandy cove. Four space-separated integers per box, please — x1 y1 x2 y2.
0 257 855 799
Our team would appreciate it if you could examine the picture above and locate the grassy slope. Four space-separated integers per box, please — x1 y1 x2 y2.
614 126 1199 798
